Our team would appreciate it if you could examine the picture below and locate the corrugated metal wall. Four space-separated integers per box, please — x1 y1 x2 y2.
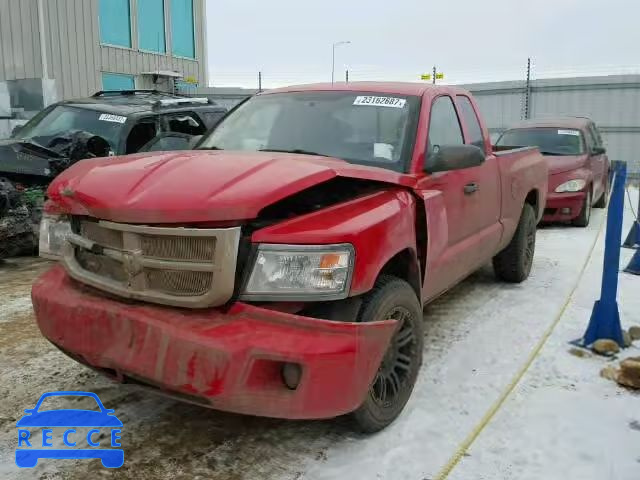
462 75 640 175
0 0 206 98
0 0 43 81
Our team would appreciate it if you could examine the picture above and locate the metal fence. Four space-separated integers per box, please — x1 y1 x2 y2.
460 75 640 177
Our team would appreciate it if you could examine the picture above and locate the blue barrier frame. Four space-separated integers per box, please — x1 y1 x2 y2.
580 162 627 347
622 189 639 248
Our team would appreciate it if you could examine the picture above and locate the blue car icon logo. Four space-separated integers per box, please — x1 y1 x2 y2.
16 391 123 468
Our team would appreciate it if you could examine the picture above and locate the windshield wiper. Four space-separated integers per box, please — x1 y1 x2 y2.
258 148 331 157
538 151 569 156
199 145 224 151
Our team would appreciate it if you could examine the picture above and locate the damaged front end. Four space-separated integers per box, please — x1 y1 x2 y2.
0 131 110 259
0 178 44 259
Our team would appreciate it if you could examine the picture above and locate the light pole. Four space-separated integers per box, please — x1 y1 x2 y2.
332 41 351 84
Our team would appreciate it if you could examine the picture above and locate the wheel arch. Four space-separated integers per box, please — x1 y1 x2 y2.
524 188 540 220
375 248 422 303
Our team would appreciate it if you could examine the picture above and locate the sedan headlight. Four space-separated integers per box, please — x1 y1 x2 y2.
39 213 72 259
241 244 354 300
555 179 587 193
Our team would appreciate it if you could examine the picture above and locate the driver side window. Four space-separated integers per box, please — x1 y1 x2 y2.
426 96 464 162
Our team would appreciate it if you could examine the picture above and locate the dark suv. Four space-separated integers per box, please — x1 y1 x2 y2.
10 89 227 155
0 90 227 258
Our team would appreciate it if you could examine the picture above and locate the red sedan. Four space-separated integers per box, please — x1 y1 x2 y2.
497 116 609 227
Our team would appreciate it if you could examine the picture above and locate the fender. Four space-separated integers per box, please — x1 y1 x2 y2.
251 188 418 296
496 148 548 246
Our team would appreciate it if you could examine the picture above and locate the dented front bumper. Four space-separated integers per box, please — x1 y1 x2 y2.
31 266 397 419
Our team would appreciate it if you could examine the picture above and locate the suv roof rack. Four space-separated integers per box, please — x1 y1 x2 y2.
92 89 177 97
153 97 211 107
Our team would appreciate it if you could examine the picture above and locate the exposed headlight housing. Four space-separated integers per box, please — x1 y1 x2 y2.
555 179 587 193
39 213 71 259
241 244 354 301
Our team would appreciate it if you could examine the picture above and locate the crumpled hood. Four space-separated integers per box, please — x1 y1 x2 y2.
48 150 415 223
544 154 588 174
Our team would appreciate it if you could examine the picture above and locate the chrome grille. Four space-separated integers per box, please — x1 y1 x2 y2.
63 219 241 308
76 249 127 283
140 235 216 261
144 268 213 296
81 221 124 250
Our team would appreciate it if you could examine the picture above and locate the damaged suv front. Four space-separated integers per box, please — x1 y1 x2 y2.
32 87 423 424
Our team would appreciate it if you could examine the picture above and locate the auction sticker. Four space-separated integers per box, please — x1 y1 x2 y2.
353 96 406 108
558 129 580 136
99 114 127 124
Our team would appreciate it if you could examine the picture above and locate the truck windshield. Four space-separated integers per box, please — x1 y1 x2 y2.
15 105 124 152
496 127 585 156
199 91 421 172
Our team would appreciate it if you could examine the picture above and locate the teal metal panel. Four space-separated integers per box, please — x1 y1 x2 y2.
138 0 166 53
98 0 131 47
102 72 135 90
171 0 195 58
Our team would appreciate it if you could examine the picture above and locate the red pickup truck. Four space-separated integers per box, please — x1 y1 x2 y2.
32 83 547 432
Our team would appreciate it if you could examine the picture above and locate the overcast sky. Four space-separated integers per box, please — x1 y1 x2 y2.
206 0 640 88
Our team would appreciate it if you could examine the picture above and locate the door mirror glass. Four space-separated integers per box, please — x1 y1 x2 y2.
425 144 485 173
591 146 606 155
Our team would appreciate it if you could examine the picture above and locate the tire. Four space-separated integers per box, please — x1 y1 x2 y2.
572 188 592 227
351 275 424 433
493 203 536 283
593 176 608 209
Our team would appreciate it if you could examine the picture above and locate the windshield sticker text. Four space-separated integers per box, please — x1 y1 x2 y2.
353 96 407 108
98 114 127 124
558 129 580 136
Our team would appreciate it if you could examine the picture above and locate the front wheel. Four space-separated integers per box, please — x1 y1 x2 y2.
572 188 592 227
351 276 424 433
493 203 537 283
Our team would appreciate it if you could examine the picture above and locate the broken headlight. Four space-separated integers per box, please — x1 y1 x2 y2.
241 244 354 301
39 213 72 260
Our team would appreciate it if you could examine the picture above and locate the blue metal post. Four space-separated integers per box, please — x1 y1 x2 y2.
583 162 627 346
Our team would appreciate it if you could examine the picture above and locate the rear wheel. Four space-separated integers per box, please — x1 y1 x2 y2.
493 203 536 283
572 188 592 227
351 276 423 433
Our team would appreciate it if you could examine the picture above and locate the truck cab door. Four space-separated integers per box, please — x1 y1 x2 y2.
415 95 502 300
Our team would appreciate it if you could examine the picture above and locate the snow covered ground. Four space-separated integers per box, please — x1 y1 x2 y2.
447 187 640 480
0 188 637 479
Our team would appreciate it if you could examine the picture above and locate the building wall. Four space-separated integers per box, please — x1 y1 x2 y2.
462 75 640 176
0 0 43 81
0 0 206 95
41 0 206 99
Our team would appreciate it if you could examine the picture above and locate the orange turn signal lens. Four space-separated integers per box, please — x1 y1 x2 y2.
319 253 342 269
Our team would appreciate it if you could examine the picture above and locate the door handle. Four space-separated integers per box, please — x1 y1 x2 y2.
464 182 479 195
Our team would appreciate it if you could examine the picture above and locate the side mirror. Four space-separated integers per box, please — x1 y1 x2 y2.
425 144 485 173
591 146 606 155
11 125 22 137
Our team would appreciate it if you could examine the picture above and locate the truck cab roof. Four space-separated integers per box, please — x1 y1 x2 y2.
265 81 470 98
